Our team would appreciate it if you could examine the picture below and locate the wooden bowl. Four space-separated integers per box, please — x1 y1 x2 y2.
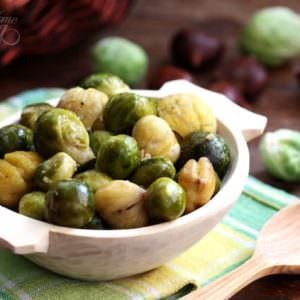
0 80 267 281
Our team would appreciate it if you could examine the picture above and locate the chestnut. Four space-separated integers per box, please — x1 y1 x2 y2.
208 80 250 108
170 29 223 69
149 65 193 89
220 56 268 98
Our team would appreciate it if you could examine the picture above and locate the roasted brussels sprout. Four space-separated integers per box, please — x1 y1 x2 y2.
158 93 217 138
45 180 95 228
20 103 53 130
103 93 156 134
0 125 34 158
58 87 108 130
19 191 46 220
34 152 77 191
85 215 106 229
132 115 180 163
4 151 42 181
96 135 141 179
0 159 28 208
75 170 112 193
146 177 186 221
178 157 216 213
131 157 176 188
89 130 112 154
34 108 94 165
177 131 231 178
95 180 148 229
82 73 130 97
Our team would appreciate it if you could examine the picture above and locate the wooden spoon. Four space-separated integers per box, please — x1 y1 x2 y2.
182 201 300 300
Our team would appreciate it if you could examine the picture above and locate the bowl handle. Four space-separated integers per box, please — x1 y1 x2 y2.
157 80 267 142
0 206 49 254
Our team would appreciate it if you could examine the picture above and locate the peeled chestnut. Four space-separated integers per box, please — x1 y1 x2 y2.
149 65 193 89
171 29 223 69
220 56 268 97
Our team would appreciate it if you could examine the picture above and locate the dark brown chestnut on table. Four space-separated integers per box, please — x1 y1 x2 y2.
149 65 193 89
171 29 223 69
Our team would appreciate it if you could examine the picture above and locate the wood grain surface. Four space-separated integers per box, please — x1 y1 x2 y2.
0 0 300 298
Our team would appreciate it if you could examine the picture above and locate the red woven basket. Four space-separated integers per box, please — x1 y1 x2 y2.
0 0 133 65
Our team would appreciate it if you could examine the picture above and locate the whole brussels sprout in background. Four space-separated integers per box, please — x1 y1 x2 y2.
240 7 300 67
0 125 33 157
131 157 176 188
20 103 53 130
82 73 130 97
103 93 157 134
96 134 141 179
89 130 112 154
260 129 300 182
34 152 77 191
19 191 46 221
34 108 94 164
92 37 148 86
45 180 95 228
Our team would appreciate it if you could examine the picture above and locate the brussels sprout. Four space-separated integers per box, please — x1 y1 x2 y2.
75 170 112 193
34 152 77 191
34 108 94 164
96 135 141 179
5 151 42 181
89 130 112 154
45 180 95 228
177 131 231 178
0 159 28 208
95 180 148 229
58 87 108 130
214 172 222 195
158 93 217 138
82 73 130 97
0 125 34 158
20 103 53 130
131 157 176 188
19 191 46 221
132 115 180 163
103 93 156 134
85 215 106 229
260 129 300 181
92 37 148 86
178 157 216 213
240 7 300 67
146 177 186 221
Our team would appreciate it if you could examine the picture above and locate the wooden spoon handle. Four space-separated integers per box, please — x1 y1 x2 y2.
182 257 271 300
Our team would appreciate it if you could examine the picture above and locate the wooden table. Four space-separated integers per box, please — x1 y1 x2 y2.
0 0 300 298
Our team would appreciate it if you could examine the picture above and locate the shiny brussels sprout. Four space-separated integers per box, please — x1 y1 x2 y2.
146 177 186 222
20 103 53 130
92 37 148 86
0 125 34 158
158 93 217 138
75 170 112 193
103 93 156 134
89 130 112 154
240 7 300 67
0 159 28 208
58 87 108 130
96 135 141 179
95 180 148 229
82 73 130 97
132 115 180 163
178 157 216 213
131 157 176 188
19 191 46 221
34 108 94 164
45 180 95 228
260 129 300 181
85 215 106 229
177 131 231 178
4 151 42 181
34 152 77 191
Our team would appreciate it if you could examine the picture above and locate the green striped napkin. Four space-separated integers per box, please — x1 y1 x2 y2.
0 89 298 300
